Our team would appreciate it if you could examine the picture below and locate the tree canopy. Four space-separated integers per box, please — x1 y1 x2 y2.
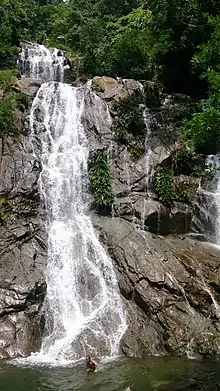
0 0 220 154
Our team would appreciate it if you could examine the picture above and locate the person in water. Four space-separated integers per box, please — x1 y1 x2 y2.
86 355 98 372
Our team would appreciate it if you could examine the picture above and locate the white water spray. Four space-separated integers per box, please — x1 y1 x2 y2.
20 45 126 363
195 155 220 244
19 43 68 82
206 155 220 245
141 108 153 228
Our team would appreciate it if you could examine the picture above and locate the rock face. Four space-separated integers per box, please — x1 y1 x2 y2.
0 71 217 360
0 123 46 358
87 76 220 358
13 76 41 97
94 216 220 358
88 77 198 235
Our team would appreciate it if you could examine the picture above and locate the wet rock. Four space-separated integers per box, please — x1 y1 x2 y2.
186 233 207 242
13 76 41 96
0 65 216 360
93 216 220 358
171 202 192 234
0 136 40 197
82 89 113 151
0 131 46 358
115 196 192 235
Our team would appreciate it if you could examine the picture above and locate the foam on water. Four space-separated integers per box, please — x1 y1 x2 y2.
19 43 68 82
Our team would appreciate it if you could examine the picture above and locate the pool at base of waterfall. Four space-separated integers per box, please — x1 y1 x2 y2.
1 357 220 391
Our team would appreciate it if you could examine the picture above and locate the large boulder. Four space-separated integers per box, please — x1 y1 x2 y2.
13 76 41 97
94 216 220 358
92 76 143 101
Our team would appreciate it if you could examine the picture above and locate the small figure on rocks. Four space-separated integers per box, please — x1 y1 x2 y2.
86 355 98 372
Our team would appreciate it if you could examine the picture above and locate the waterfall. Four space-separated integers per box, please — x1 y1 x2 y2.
22 44 126 363
19 43 68 82
193 155 220 244
142 108 153 229
206 155 220 245
143 108 154 198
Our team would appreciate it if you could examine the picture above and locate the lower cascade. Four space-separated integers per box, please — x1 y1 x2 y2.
30 81 127 362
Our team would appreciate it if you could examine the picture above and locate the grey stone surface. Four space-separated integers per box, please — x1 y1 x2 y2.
0 70 212 359
0 113 46 358
93 216 220 358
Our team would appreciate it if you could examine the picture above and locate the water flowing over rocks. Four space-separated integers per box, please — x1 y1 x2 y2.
30 82 126 362
88 77 220 358
1 42 220 360
94 217 220 358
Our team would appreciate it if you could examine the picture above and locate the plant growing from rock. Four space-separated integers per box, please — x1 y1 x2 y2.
0 68 30 136
143 81 163 108
112 90 146 159
172 147 204 177
128 141 145 160
0 69 19 92
0 99 15 137
88 150 114 215
113 90 145 137
155 167 176 206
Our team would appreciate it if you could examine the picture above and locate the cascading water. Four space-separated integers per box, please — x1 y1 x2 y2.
143 108 154 198
206 155 220 245
19 43 68 82
193 155 220 244
141 108 154 229
21 45 126 363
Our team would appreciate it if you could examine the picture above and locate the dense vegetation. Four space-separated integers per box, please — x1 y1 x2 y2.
1 0 220 204
0 0 219 147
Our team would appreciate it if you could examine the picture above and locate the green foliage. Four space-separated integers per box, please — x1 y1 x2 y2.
172 148 203 177
181 106 220 155
128 142 145 160
96 7 170 79
193 16 220 75
143 82 163 108
155 167 176 206
0 99 15 137
13 92 29 109
0 0 38 67
180 15 220 156
0 0 220 162
113 91 145 144
175 181 198 203
88 151 114 214
0 69 19 91
0 68 28 136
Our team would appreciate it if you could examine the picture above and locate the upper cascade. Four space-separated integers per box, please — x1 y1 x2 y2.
19 42 69 82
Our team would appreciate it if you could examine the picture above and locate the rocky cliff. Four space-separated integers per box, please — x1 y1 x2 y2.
89 76 220 358
0 68 220 359
0 103 46 359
